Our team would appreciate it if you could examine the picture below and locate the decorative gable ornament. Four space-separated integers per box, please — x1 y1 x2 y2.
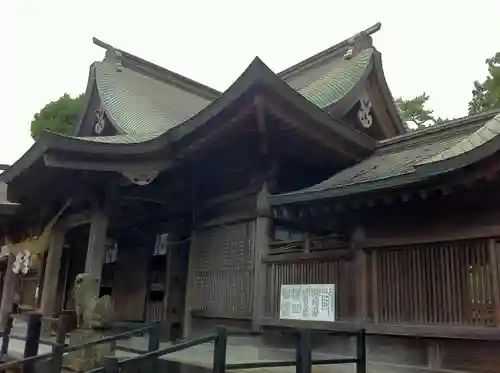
344 32 365 60
154 233 169 256
357 93 373 129
12 250 31 275
94 107 107 135
104 47 123 72
121 170 159 186
104 239 118 264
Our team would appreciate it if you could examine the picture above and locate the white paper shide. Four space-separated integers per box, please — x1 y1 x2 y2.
279 284 336 322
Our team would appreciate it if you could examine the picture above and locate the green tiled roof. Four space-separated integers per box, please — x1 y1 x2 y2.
96 60 212 137
68 132 161 144
297 49 373 108
1 57 376 189
69 48 374 146
271 110 500 205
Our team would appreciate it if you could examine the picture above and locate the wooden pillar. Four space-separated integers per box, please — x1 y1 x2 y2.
163 230 189 340
182 230 198 338
40 226 65 318
0 254 17 327
356 249 368 321
352 226 368 322
112 244 150 321
252 182 270 331
84 208 108 284
251 95 272 331
371 250 379 323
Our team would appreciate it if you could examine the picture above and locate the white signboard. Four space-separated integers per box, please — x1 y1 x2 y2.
279 284 336 322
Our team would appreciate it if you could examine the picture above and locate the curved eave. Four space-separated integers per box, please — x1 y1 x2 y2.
1 58 375 184
73 64 96 136
271 115 500 206
371 50 406 134
278 23 382 80
73 64 124 136
323 58 375 117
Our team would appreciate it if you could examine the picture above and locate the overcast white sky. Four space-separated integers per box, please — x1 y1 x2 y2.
0 1 498 164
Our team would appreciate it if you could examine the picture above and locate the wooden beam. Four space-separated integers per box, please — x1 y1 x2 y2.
264 98 364 161
255 95 268 156
176 105 254 159
365 224 500 249
263 249 353 263
44 154 172 173
59 211 91 229
260 318 500 340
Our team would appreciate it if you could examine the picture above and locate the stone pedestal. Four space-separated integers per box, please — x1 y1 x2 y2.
62 329 115 372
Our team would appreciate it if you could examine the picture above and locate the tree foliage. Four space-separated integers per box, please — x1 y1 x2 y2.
395 93 444 128
30 93 84 140
468 52 500 114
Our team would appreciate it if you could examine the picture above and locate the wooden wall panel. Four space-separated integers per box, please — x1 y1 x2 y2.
189 221 255 318
370 239 497 326
113 246 150 321
441 339 500 373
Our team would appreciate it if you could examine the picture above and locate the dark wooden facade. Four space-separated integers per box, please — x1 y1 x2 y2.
1 24 499 373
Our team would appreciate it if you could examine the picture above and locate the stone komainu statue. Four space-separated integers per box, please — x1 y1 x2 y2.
73 273 114 329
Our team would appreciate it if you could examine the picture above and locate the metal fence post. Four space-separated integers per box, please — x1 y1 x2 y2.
51 315 68 373
24 312 42 373
0 314 13 356
295 330 312 373
147 321 161 372
213 327 227 373
356 329 367 373
102 356 119 373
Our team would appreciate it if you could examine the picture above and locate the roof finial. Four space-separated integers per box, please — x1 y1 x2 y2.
344 22 381 60
92 37 123 72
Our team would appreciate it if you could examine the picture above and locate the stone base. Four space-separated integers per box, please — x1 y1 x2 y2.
62 329 115 372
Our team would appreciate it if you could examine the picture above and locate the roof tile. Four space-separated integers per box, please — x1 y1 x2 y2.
271 112 500 204
96 61 212 137
297 49 373 108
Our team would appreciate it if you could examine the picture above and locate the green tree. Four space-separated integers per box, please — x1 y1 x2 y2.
30 93 84 140
395 93 443 128
469 52 500 114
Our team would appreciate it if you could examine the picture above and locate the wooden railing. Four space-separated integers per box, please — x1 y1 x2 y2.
0 312 68 373
268 234 346 255
0 313 157 373
89 328 367 373
0 312 368 373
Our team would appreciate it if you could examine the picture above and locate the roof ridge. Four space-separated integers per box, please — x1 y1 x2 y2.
377 108 500 148
277 23 381 80
92 37 221 100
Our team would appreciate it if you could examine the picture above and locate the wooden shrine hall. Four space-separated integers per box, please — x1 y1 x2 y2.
0 23 499 372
